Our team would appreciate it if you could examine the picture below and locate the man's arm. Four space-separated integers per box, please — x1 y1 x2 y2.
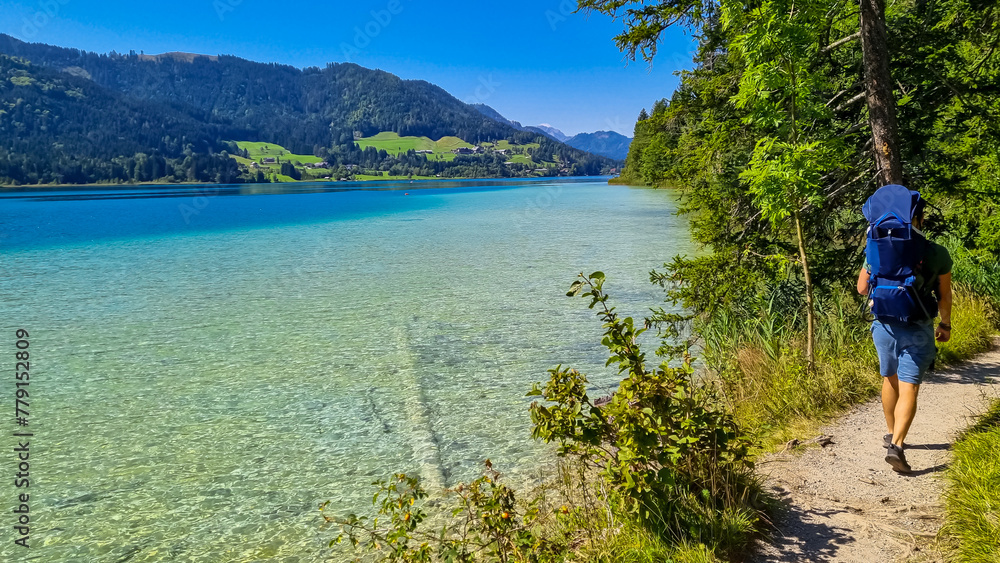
936 272 952 342
857 267 870 295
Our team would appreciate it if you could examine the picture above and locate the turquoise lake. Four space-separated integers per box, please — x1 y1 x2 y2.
0 178 690 562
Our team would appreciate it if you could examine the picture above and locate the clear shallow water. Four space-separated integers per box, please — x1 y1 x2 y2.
0 178 691 562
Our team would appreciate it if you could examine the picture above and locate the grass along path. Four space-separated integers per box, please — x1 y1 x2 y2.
943 398 1000 562
750 338 1000 562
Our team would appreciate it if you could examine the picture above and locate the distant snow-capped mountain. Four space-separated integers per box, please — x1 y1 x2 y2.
472 105 631 161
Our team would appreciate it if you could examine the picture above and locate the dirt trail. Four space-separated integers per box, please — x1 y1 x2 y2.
750 339 1000 562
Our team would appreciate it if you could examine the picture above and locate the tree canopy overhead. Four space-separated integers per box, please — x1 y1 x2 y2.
594 0 999 355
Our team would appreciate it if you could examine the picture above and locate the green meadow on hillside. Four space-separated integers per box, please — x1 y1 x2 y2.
236 141 323 164
482 139 543 165
355 132 468 162
232 141 332 181
357 132 547 165
227 135 559 183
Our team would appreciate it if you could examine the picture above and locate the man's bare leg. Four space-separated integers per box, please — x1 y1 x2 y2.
892 381 920 447
882 375 899 434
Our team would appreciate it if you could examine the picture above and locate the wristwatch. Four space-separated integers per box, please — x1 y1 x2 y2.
938 322 952 331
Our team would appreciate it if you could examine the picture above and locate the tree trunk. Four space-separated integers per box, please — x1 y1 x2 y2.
795 210 816 370
859 0 903 186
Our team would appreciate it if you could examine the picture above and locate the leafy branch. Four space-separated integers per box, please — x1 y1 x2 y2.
529 273 760 544
327 462 565 563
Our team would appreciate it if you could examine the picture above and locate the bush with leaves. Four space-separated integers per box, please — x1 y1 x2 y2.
528 272 766 552
330 272 769 561
327 461 567 563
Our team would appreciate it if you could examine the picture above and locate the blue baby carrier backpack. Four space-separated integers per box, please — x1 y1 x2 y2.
863 184 935 323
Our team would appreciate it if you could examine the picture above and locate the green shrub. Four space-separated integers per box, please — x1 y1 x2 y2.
936 287 997 364
328 463 567 563
528 272 769 556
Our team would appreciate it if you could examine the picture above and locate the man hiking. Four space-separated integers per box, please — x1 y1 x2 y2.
856 184 953 474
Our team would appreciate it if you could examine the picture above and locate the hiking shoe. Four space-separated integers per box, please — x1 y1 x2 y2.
882 433 906 449
885 443 912 473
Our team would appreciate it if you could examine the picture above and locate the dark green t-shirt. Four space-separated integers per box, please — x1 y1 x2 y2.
916 240 953 299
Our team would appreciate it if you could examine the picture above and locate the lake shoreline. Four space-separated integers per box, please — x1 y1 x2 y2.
0 175 616 191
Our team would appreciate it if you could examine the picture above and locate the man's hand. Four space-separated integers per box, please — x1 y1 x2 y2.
936 326 951 342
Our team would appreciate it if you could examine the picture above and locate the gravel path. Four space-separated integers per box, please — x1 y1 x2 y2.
750 339 1000 562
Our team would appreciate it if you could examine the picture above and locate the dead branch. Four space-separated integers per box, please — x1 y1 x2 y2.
820 31 862 54
834 92 866 112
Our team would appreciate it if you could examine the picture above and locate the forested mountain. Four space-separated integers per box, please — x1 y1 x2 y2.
0 35 615 185
471 104 525 131
564 131 632 160
0 55 243 184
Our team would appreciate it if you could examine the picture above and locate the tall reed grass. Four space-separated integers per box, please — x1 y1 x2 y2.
697 284 997 445
530 460 738 563
947 237 1000 309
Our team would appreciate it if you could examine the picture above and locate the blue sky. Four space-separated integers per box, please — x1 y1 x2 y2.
1 0 696 137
